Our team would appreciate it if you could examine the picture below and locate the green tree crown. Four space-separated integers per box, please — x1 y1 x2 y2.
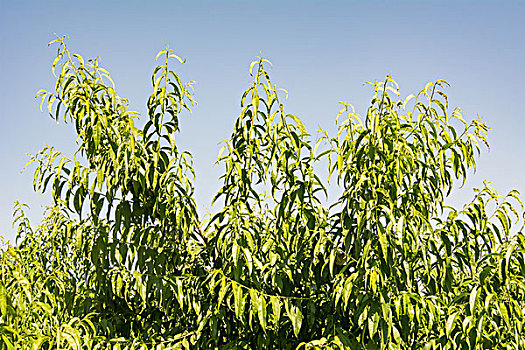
1 36 524 350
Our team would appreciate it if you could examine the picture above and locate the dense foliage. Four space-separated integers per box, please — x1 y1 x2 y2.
1 36 525 349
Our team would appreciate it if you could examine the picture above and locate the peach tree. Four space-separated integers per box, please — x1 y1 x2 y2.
1 36 525 349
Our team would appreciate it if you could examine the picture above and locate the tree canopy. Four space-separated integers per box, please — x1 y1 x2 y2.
1 36 525 349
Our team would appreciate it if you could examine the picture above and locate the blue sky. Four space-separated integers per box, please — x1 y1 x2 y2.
1 1 524 242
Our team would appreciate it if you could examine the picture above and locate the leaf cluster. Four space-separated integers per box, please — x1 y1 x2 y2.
1 36 525 349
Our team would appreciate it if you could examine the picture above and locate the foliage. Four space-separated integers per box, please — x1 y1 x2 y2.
1 35 525 349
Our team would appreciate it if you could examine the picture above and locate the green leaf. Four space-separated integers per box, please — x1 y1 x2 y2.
469 286 478 315
2 335 15 350
243 247 253 275
377 223 388 258
446 312 458 338
271 296 281 325
285 301 303 337
218 278 229 307
258 295 267 331
176 278 185 309
392 325 401 344
233 283 244 320
0 281 6 316
329 249 336 276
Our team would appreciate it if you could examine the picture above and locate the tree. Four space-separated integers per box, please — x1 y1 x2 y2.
1 35 525 349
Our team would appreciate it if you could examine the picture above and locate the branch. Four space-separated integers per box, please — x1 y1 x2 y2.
193 217 208 246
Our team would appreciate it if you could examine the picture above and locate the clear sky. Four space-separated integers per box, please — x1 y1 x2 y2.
1 0 524 242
